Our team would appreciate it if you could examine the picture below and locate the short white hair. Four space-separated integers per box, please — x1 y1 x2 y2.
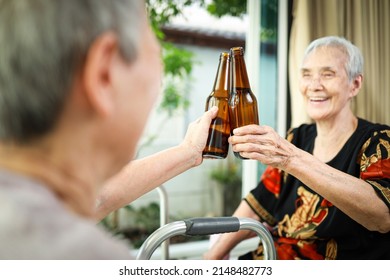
303 36 364 82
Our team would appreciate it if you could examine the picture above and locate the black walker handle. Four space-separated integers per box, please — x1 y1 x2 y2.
184 217 240 235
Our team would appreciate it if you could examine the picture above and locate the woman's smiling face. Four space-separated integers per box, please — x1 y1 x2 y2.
299 46 359 122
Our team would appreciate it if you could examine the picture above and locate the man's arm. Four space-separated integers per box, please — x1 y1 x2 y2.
95 107 218 220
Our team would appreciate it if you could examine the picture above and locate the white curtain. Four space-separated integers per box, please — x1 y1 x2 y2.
289 0 390 128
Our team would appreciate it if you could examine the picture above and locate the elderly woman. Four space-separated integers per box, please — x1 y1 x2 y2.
204 36 390 260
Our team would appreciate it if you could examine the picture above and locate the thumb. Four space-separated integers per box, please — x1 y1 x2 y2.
206 106 218 120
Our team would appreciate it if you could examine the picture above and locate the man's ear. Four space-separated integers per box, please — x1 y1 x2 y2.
81 32 119 117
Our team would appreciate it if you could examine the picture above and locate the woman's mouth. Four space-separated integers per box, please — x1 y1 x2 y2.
309 96 329 103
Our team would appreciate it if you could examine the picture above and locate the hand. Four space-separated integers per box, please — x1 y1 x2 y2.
229 124 294 170
180 106 218 166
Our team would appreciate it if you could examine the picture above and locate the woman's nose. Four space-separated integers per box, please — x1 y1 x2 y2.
308 75 324 90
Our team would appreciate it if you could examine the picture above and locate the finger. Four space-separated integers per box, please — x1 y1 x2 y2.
206 106 218 120
198 106 218 128
232 142 260 154
232 124 266 136
229 134 260 145
192 106 216 126
189 106 218 127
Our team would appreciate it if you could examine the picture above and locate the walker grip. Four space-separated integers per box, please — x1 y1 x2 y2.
184 217 240 235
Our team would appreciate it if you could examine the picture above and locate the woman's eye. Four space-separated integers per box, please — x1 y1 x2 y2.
322 72 334 78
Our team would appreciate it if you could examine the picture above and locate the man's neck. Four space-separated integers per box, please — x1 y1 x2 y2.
0 144 97 218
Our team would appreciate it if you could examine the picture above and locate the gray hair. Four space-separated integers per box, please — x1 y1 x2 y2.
0 0 144 143
303 36 364 82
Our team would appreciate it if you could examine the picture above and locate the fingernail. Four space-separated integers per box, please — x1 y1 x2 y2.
209 106 218 113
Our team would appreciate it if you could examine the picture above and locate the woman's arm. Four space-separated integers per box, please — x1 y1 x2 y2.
95 107 218 221
286 150 390 233
229 124 390 233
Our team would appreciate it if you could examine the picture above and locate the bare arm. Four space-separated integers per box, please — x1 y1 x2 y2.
203 201 260 260
230 124 390 233
95 107 218 221
286 150 390 232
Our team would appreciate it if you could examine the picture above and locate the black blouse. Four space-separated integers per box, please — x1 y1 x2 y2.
241 118 390 260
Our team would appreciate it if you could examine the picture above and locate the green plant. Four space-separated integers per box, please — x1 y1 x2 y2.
99 203 161 248
159 43 194 115
206 0 246 18
206 0 278 43
209 155 242 216
122 203 161 248
210 156 241 186
146 0 199 115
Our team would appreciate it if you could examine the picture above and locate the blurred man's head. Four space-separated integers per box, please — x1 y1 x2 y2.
0 0 162 178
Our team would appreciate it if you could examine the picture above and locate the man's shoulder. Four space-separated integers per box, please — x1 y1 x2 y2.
0 170 132 260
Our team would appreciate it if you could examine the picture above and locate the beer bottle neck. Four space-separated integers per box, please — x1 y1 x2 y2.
230 48 251 89
213 53 230 92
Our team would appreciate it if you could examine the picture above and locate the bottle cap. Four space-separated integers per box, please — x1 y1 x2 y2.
220 52 230 60
230 46 244 55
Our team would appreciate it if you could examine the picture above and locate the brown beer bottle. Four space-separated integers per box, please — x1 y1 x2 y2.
203 52 231 159
228 46 259 159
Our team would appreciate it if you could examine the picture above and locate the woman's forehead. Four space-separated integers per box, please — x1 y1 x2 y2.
302 46 347 69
